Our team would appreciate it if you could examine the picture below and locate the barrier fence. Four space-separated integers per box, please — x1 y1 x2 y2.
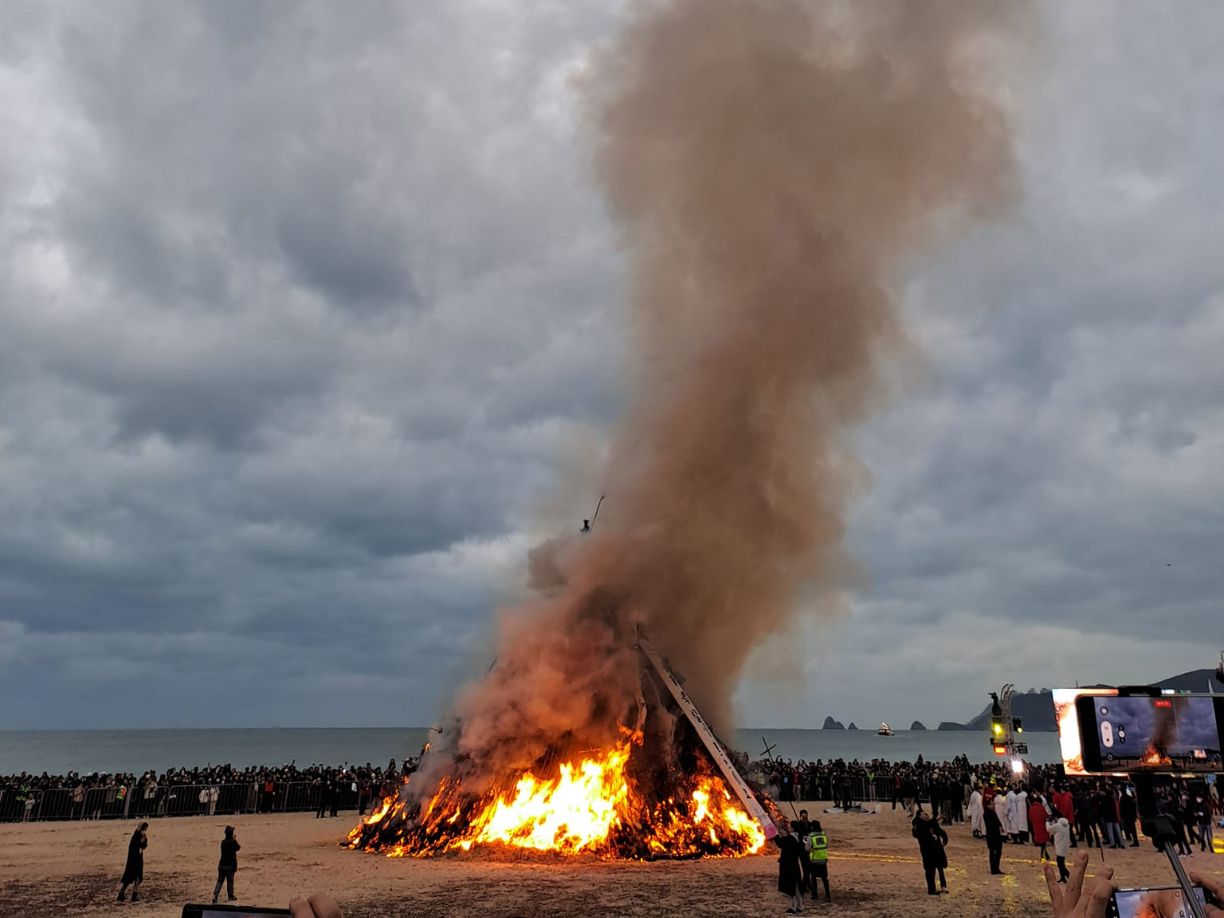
755 774 936 805
789 776 881 803
6 776 1221 825
0 780 377 823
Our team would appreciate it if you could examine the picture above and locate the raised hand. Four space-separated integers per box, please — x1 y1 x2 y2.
1045 850 1116 918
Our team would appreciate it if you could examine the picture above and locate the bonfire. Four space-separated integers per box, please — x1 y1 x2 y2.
348 639 775 859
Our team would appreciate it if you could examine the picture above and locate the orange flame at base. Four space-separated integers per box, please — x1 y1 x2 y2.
348 736 766 859
1139 746 1172 768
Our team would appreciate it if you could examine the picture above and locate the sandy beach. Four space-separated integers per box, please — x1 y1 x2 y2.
4 803 1216 917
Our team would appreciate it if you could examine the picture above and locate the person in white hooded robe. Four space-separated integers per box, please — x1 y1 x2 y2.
1006 787 1029 843
969 788 985 838
993 790 1012 838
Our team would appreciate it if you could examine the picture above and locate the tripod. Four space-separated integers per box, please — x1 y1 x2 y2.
1133 775 1208 918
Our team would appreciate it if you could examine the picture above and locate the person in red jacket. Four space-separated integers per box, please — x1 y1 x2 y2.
1029 797 1051 861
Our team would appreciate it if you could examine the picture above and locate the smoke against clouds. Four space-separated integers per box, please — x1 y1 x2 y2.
3 2 1224 731
447 0 1029 773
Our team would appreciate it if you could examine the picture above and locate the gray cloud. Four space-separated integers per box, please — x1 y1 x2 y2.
2 0 1222 731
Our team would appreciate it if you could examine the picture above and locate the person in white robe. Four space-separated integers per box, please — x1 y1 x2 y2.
969 788 984 837
1007 787 1029 843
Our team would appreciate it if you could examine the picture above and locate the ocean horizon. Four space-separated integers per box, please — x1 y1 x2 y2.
0 726 1061 776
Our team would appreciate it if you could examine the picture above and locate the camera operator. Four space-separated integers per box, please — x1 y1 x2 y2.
1046 809 1072 883
212 825 240 904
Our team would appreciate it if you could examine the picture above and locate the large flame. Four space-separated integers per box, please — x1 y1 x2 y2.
348 735 766 859
1139 745 1172 767
459 742 632 853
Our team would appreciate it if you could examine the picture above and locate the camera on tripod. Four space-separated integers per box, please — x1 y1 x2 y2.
1053 686 1224 918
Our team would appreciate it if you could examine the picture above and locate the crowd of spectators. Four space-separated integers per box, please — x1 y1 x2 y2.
750 754 1221 820
751 753 989 806
6 750 1221 835
0 757 420 823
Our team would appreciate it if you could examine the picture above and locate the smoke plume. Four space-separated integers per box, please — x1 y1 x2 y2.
429 0 1028 784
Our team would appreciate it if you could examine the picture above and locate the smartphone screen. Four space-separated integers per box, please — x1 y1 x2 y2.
1079 694 1224 773
181 906 292 918
1112 886 1206 918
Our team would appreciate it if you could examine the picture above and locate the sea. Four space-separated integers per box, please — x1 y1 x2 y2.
0 727 1061 776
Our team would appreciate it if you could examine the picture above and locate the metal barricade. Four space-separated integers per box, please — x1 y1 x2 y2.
156 783 257 818
32 787 73 821
0 788 17 822
278 780 316 813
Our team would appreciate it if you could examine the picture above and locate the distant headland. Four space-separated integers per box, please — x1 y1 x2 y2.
821 667 1217 732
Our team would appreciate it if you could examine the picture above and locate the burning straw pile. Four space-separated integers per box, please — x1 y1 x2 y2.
350 0 1028 859
349 708 769 859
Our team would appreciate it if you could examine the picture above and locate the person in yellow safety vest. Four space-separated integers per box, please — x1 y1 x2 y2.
807 820 831 902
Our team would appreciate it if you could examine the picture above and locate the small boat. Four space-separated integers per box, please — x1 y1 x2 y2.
877 722 893 736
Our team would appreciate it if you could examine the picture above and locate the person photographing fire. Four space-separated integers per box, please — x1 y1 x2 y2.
1042 843 1224 918
212 825 240 904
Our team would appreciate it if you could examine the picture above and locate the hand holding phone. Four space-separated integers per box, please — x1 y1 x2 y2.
1108 886 1206 918
1187 872 1224 917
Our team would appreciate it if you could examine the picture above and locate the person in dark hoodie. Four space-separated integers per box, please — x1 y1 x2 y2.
116 822 148 902
912 807 949 895
212 825 241 904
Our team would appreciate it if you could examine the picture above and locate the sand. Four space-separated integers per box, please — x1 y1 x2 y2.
2 803 1217 917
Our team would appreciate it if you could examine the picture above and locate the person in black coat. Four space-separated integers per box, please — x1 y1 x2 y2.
1119 787 1140 847
912 808 949 895
791 809 815 897
117 822 149 902
983 802 1006 875
777 830 805 914
315 774 329 819
212 825 241 904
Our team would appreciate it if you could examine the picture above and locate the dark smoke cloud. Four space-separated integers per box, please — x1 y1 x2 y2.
439 0 1030 777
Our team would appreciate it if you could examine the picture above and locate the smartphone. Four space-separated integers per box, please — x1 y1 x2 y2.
1076 692 1224 774
1109 886 1207 918
181 906 292 918
1055 688 1117 775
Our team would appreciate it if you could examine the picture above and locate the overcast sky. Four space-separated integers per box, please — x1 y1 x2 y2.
2 1 1221 731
